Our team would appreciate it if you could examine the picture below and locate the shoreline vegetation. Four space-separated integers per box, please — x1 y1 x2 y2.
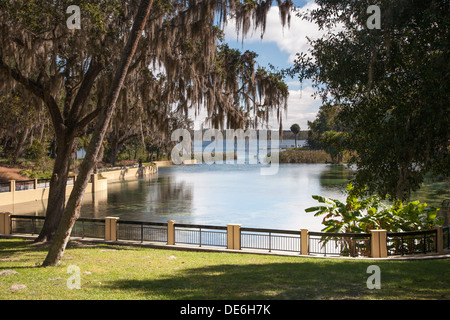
278 148 349 164
0 147 338 182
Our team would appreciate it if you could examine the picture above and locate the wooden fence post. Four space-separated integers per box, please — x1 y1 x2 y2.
10 180 15 204
0 212 11 235
105 217 119 241
233 225 241 250
167 220 176 245
301 229 309 255
227 224 241 250
371 230 387 258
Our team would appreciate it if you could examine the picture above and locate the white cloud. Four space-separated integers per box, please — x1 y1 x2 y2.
269 87 320 131
223 1 324 64
221 1 324 129
190 1 325 131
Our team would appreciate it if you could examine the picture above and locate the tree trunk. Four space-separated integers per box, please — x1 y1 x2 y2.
34 134 74 243
396 164 410 202
13 127 30 163
42 0 154 267
109 134 121 166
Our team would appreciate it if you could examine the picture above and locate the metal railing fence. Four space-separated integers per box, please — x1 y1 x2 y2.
118 220 167 243
386 229 438 256
444 226 450 250
174 224 228 248
241 227 301 253
0 182 10 193
4 215 447 258
10 215 105 239
36 179 51 189
0 176 77 193
308 232 372 257
71 218 105 239
15 180 35 191
10 215 46 235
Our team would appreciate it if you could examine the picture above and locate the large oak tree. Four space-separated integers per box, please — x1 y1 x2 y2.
1 0 293 265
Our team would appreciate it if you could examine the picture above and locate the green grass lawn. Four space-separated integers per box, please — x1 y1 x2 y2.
0 238 449 300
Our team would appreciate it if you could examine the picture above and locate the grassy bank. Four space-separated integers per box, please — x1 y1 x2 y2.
279 148 355 164
279 149 332 163
0 239 448 300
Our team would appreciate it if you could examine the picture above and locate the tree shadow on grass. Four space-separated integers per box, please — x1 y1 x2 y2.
102 261 366 300
0 238 134 252
103 258 450 300
0 238 133 268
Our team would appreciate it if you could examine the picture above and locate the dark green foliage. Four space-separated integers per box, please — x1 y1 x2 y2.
289 0 449 200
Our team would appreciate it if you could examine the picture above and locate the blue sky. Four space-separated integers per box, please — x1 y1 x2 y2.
193 0 324 131
225 0 311 70
223 0 323 131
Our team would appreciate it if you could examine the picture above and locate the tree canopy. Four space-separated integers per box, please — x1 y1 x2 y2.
289 0 449 201
0 0 294 265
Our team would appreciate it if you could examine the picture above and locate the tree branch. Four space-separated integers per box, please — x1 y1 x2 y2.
0 56 65 133
69 59 104 124
0 56 44 99
72 107 102 137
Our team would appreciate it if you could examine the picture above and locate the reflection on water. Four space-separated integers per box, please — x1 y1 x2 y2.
83 176 194 222
319 164 355 187
2 164 354 232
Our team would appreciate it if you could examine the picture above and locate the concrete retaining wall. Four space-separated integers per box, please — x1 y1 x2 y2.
0 174 107 207
0 160 194 208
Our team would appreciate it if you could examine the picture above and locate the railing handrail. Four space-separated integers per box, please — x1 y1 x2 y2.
98 165 139 172
309 231 371 237
11 215 104 224
14 180 35 184
11 215 46 220
387 229 437 237
4 175 77 186
118 220 167 227
7 214 447 257
10 214 444 238
241 227 301 235
175 223 227 230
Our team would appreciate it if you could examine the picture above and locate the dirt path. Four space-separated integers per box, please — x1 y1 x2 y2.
0 166 29 183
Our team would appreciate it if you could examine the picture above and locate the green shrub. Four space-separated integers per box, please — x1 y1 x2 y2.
19 169 52 180
306 183 443 233
279 149 331 163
